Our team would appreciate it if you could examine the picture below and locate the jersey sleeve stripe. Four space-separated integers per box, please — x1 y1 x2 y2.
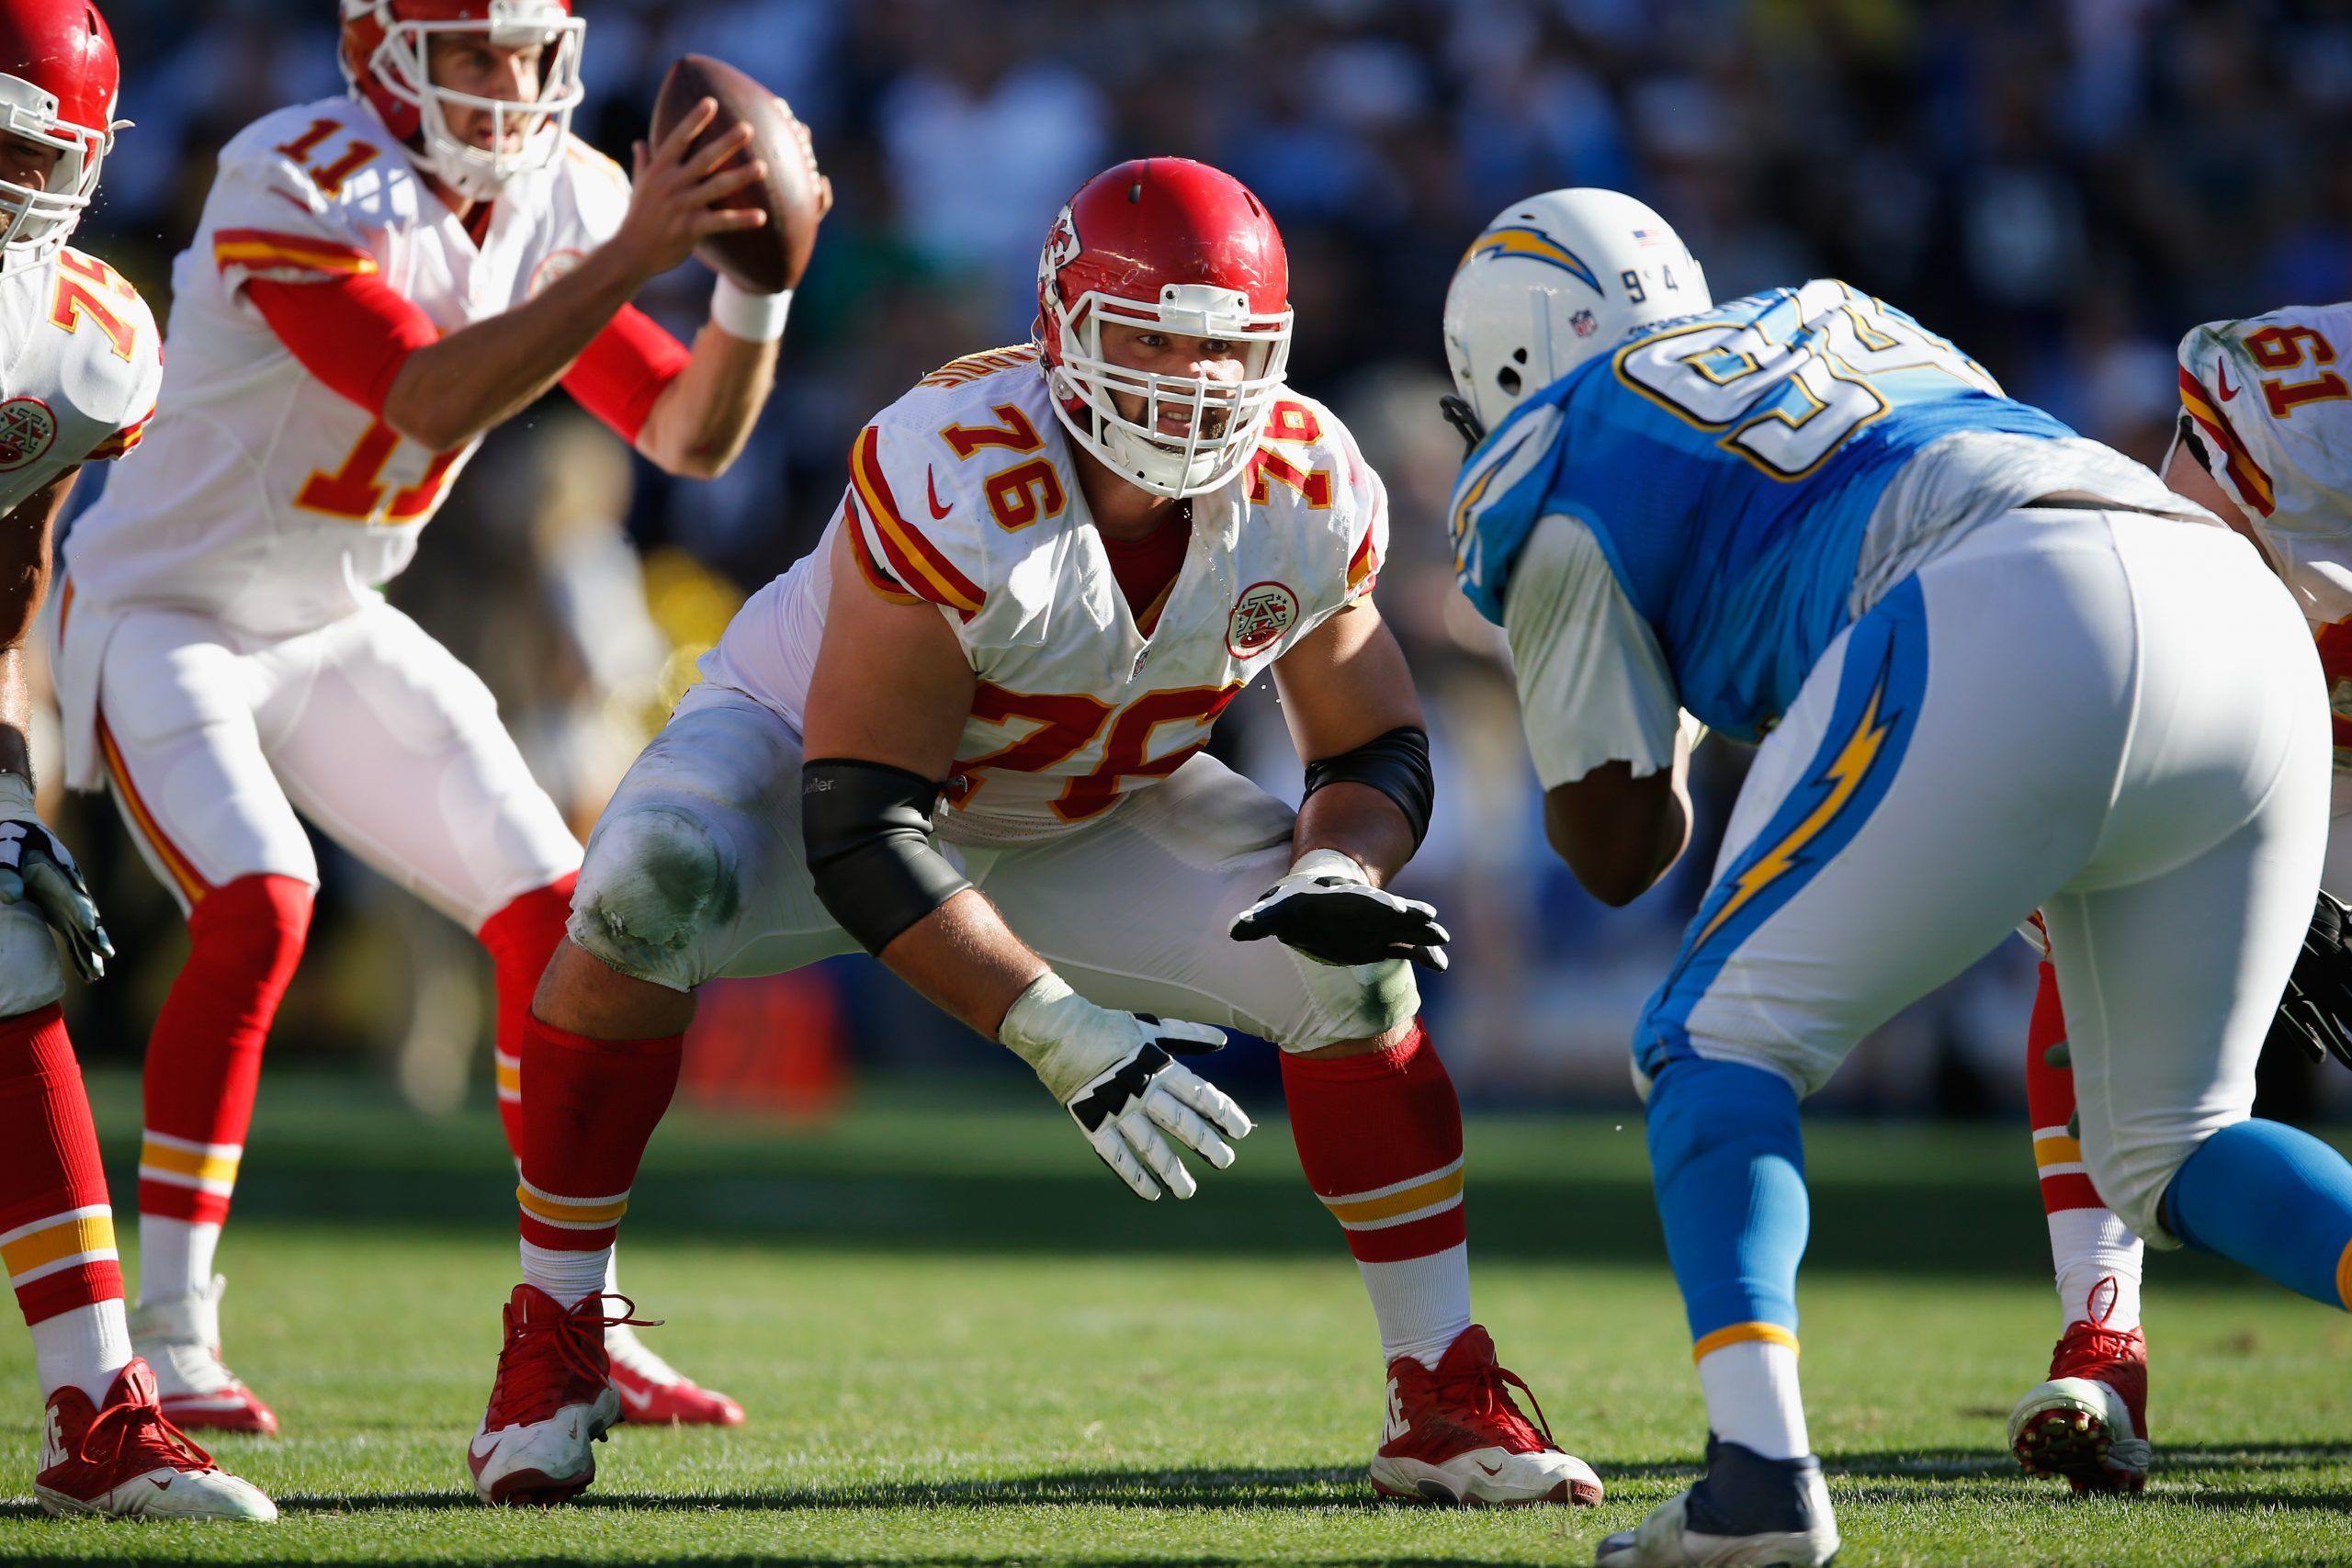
849 426 987 617
2177 367 2277 516
212 229 379 279
1346 522 1382 594
842 491 923 604
86 408 153 461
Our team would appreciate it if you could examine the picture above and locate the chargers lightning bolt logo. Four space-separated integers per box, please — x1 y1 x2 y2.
1458 226 1603 294
1691 657 1902 949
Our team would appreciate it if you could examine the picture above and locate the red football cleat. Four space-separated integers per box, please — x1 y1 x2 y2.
1368 1324 1602 1507
2008 1280 2151 1493
605 1322 745 1427
36 1359 276 1520
130 1276 279 1436
468 1285 635 1506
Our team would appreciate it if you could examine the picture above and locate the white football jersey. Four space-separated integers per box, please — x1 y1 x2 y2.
2177 302 2352 799
0 246 161 513
702 344 1387 845
64 96 629 636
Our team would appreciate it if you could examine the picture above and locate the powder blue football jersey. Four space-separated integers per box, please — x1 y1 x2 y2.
1449 278 2074 741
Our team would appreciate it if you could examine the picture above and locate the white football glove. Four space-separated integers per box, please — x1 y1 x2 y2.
1227 849 1449 971
0 774 111 983
998 972 1252 1201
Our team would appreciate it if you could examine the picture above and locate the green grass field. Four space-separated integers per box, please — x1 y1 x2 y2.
0 1075 2343 1565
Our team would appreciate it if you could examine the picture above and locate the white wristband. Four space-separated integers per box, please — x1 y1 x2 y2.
0 772 32 818
710 276 792 343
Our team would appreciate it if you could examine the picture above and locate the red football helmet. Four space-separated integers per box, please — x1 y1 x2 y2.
339 0 583 202
0 0 119 271
1035 157 1293 499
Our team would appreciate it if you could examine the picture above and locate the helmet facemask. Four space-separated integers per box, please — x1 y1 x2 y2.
360 2 583 202
1042 279 1291 501
0 73 107 272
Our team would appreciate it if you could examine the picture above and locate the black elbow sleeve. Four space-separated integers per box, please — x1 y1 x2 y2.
1302 725 1434 850
800 758 974 955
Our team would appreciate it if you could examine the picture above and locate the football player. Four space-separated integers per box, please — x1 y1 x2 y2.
1442 188 2352 1567
460 156 1600 1512
0 0 272 1520
2004 301 2352 1493
52 0 822 1434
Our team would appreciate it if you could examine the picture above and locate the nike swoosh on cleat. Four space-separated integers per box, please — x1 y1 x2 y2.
926 469 953 519
469 1431 503 1461
1475 1461 1503 1476
148 1477 172 1490
615 1381 654 1412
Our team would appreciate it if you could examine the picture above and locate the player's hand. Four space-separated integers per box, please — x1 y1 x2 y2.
0 779 111 983
1228 849 1449 971
2268 888 2352 1070
997 973 1252 1201
616 98 769 278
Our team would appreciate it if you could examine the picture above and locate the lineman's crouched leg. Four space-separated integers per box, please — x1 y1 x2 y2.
567 685 857 992
0 905 65 1018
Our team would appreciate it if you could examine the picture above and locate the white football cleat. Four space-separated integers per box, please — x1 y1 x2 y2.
130 1275 278 1435
1367 1325 1601 1507
36 1359 277 1521
1596 1438 1838 1567
468 1284 625 1506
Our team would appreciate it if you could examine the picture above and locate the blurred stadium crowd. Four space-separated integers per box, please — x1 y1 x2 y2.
38 0 2352 1115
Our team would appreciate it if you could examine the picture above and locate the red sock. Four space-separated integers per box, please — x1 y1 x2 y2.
139 874 311 1225
2026 959 2104 1215
478 873 578 1158
0 1007 121 1325
515 1010 683 1254
1279 1019 1465 1263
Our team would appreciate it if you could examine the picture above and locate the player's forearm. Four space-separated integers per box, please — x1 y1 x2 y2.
0 649 31 782
1293 782 1416 887
876 889 1051 1038
635 322 777 480
381 243 651 453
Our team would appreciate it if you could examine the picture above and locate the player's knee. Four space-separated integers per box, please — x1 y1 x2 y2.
568 805 735 990
2081 1129 2195 1249
1271 959 1419 1054
0 908 64 1016
1645 1056 1803 1179
188 874 314 988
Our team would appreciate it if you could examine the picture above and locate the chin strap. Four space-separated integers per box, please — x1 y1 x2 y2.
1438 393 1486 457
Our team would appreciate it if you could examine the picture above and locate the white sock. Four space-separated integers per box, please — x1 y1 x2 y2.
33 1301 134 1405
137 1216 220 1307
1358 1243 1473 1368
1698 1339 1811 1461
521 1239 612 1308
2048 1209 2143 1332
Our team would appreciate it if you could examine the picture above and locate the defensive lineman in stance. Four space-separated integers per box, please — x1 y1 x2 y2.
467 156 1598 1510
0 0 270 1518
1442 188 2352 1566
2004 299 2352 1492
55 0 814 1431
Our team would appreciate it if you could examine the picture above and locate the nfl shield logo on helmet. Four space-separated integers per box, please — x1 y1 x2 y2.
1570 310 1598 337
1228 581 1300 658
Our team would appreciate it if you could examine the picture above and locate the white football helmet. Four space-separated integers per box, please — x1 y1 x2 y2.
1441 188 1709 444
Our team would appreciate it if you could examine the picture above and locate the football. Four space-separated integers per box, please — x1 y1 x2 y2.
650 54 823 294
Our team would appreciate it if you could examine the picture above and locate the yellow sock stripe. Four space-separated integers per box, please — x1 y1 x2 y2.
0 1208 116 1283
2337 1235 2352 1313
494 1051 521 1099
1321 1158 1465 1226
2032 1134 2083 1168
138 1135 242 1190
1691 1322 1800 1363
515 1180 629 1229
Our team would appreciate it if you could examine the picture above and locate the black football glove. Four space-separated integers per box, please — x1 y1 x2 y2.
1227 850 1450 971
2268 888 2352 1071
